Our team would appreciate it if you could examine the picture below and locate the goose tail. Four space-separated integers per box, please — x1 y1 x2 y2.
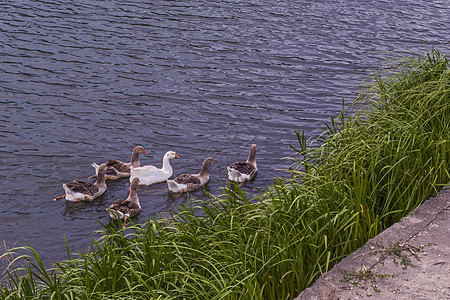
227 167 240 182
166 179 182 193
106 208 124 220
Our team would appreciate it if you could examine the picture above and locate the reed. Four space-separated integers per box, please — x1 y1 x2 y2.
1 50 448 299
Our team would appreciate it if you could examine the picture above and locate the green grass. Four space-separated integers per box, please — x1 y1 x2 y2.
1 50 449 299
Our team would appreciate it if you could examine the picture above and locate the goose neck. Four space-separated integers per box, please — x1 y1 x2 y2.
95 177 107 187
127 190 139 203
130 152 140 167
199 165 210 177
162 156 173 173
247 150 256 165
95 172 106 185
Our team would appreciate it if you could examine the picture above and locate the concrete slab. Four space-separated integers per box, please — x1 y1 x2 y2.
295 186 450 300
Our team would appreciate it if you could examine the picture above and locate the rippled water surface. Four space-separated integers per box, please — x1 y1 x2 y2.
0 0 448 265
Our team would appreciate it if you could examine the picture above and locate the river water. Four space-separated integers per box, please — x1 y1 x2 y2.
0 0 448 266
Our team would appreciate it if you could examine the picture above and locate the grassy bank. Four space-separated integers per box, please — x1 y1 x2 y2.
1 50 449 299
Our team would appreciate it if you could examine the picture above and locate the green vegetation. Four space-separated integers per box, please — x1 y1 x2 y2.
1 50 449 299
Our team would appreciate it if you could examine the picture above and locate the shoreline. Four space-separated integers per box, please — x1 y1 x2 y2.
296 185 450 299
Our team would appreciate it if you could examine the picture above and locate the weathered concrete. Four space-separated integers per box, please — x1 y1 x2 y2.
296 186 450 300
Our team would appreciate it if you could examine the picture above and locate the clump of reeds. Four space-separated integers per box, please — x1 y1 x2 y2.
1 50 448 300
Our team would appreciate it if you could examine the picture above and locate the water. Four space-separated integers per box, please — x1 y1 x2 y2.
0 0 448 266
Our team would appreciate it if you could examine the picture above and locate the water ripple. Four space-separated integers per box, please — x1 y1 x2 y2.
0 0 448 265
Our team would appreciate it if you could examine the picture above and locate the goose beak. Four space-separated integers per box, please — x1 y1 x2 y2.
175 153 180 158
143 149 147 154
105 176 110 180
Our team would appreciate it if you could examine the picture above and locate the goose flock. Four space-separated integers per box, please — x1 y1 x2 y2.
53 144 258 228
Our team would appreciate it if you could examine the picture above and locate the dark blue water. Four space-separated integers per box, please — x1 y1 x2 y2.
0 0 448 267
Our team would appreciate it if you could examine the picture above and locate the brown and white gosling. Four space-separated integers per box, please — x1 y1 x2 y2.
227 144 257 187
166 157 215 197
54 163 109 202
106 178 141 228
89 146 147 180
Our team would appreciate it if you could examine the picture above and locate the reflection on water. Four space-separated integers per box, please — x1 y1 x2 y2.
0 0 448 266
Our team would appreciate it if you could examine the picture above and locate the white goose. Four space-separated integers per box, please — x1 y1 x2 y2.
167 157 215 196
130 151 179 185
227 144 258 187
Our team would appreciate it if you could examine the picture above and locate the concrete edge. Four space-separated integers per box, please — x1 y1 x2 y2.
295 185 450 300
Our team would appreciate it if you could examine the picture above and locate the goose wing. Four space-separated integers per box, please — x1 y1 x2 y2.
109 198 127 209
66 180 99 196
231 162 256 175
174 174 201 185
122 202 140 216
106 159 130 173
111 199 140 217
134 165 159 174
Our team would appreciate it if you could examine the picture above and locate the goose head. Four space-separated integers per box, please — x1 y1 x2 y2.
200 157 215 175
133 146 147 155
96 163 110 182
164 151 180 160
130 177 140 191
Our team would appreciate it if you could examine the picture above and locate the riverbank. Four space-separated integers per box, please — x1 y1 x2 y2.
1 50 449 299
296 184 450 299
